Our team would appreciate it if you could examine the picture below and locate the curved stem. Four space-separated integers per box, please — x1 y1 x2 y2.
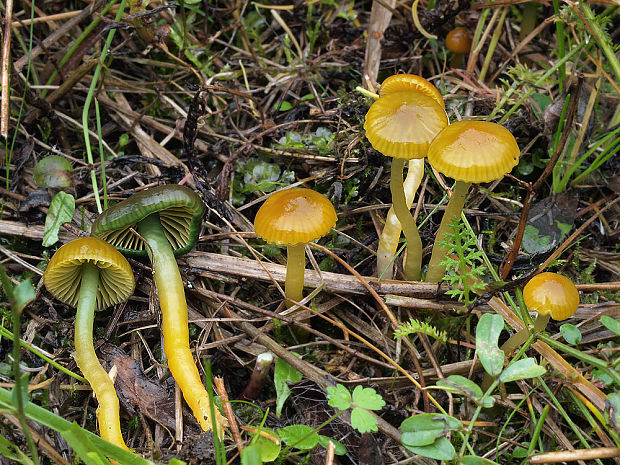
377 159 424 279
138 214 225 433
285 243 306 307
426 181 471 283
390 158 422 281
74 263 127 450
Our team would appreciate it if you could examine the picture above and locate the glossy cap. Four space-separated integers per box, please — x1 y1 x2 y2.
446 27 472 54
91 185 205 257
378 74 445 108
364 91 448 160
523 272 579 320
254 188 337 246
44 237 135 311
427 120 520 182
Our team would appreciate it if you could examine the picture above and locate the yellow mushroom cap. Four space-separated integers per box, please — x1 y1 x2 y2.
378 74 445 108
364 91 448 160
523 272 579 321
427 120 520 182
44 237 135 311
254 188 337 246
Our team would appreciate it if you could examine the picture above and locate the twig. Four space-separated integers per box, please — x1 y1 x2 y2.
213 377 243 457
0 0 14 137
529 447 620 464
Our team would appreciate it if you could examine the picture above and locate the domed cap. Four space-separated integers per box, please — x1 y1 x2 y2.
44 237 135 311
446 27 472 54
378 74 445 108
523 272 579 321
254 188 337 246
91 185 205 257
427 120 520 182
364 91 448 160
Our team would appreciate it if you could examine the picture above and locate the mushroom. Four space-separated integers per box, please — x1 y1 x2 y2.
44 237 135 449
523 272 580 330
91 184 226 432
364 78 448 280
446 27 472 68
426 121 520 283
254 188 337 307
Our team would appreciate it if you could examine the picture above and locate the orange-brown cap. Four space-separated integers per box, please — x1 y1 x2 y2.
254 188 337 246
446 27 472 54
364 91 448 160
427 120 520 182
523 272 579 320
44 237 135 311
378 74 444 108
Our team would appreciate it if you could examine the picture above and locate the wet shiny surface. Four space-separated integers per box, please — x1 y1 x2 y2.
364 91 448 159
428 120 520 182
378 74 445 108
523 272 580 320
446 27 473 54
254 188 337 245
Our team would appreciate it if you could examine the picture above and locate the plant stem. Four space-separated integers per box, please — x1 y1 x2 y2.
74 263 127 450
138 213 224 433
390 158 422 281
285 243 306 307
479 6 508 83
377 159 424 279
426 181 470 283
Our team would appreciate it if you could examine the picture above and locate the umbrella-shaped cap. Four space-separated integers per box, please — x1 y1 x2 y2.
44 237 135 311
364 91 448 160
254 188 337 246
378 74 444 108
428 120 520 182
523 272 579 321
91 185 205 257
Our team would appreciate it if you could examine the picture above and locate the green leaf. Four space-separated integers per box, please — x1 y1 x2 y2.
560 323 582 345
476 313 505 377
43 191 75 247
401 414 462 447
402 436 455 460
317 435 347 455
250 428 281 462
461 455 501 465
33 155 73 188
437 375 483 399
277 425 319 450
11 373 29 412
350 407 378 433
274 358 302 417
0 433 33 464
61 422 110 465
13 279 36 313
326 384 352 411
499 358 546 383
605 391 620 430
600 315 620 336
351 385 385 411
241 443 263 465
274 101 293 111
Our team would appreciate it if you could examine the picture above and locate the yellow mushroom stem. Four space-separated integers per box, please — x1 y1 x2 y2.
377 159 424 279
285 243 306 307
426 180 471 283
138 213 225 433
74 263 128 450
390 158 423 281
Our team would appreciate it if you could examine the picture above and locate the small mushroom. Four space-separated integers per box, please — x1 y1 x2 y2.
91 185 226 432
446 27 472 68
426 121 520 283
44 237 135 449
523 272 580 330
254 188 337 307
364 79 448 280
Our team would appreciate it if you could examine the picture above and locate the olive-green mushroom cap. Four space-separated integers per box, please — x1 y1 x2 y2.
91 185 205 257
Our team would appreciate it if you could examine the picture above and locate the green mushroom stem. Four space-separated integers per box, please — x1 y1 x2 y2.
74 263 128 450
426 180 471 283
390 158 423 281
285 243 306 307
137 213 222 432
377 159 424 279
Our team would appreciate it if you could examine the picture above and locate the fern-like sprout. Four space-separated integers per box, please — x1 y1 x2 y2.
439 217 487 306
394 319 447 345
